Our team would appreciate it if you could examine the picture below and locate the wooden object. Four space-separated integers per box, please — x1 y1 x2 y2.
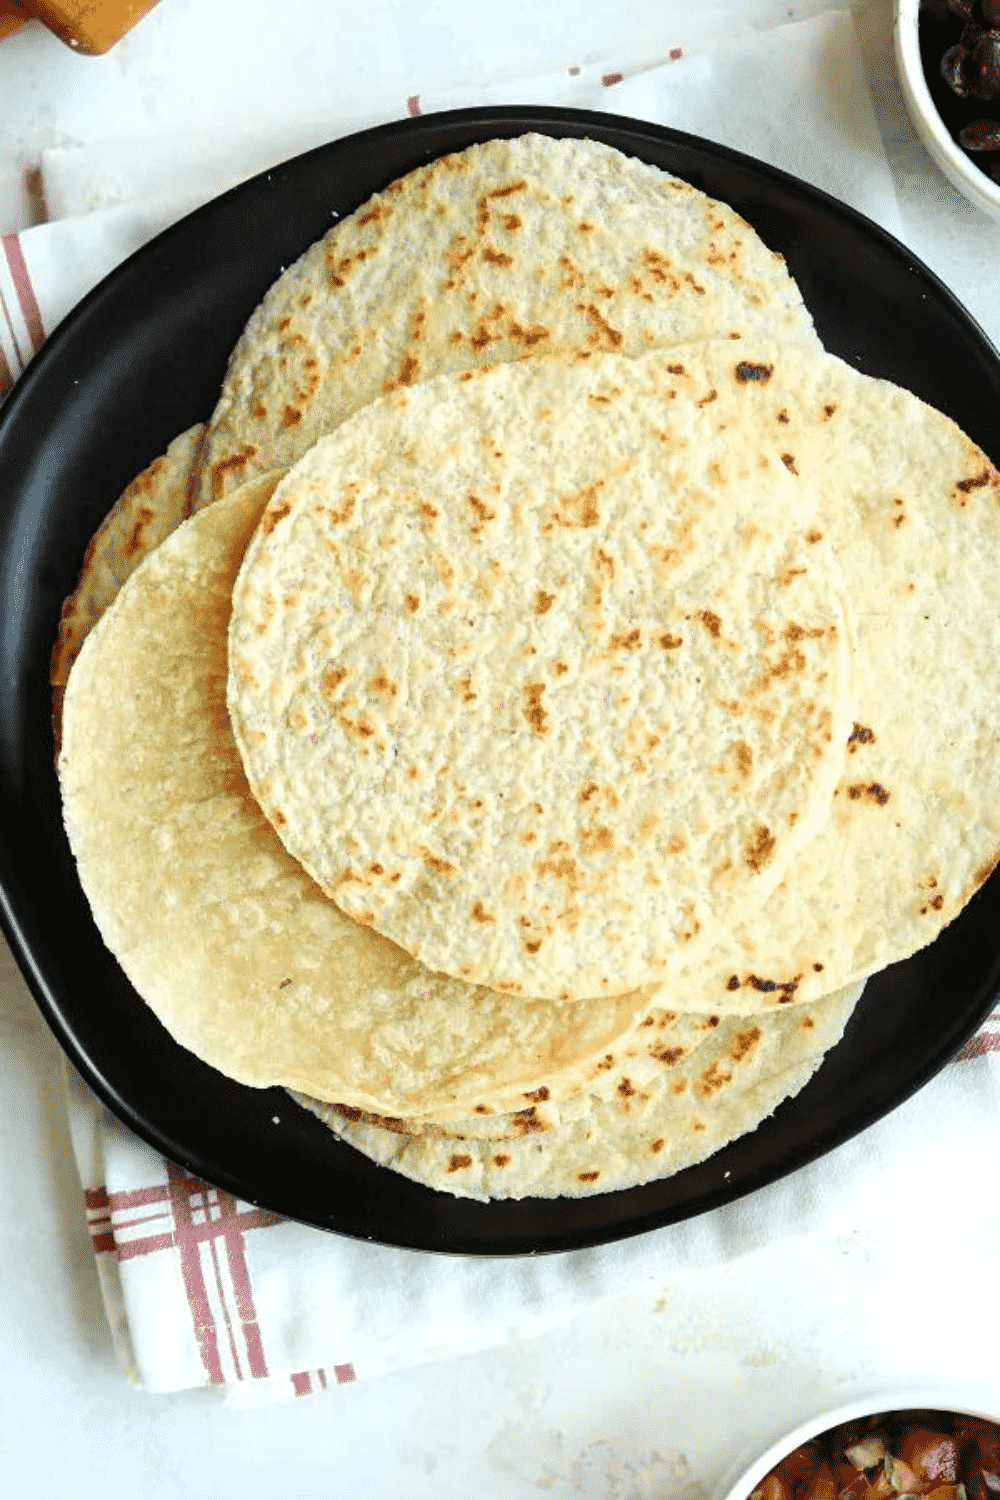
0 0 160 52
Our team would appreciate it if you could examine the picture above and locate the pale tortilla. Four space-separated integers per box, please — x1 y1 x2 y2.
194 132 819 508
50 423 205 746
296 980 866 1200
56 478 656 1118
631 339 1000 1012
227 351 854 1002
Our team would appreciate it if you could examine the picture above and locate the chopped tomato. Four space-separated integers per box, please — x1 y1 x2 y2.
750 1412 999 1500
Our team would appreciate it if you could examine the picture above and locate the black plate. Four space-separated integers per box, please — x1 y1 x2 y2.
2 106 999 1256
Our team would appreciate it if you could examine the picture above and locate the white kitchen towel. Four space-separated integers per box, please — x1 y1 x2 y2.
63 1012 1000 1408
5 7 998 1408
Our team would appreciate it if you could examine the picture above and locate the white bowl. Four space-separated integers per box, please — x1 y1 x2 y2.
894 0 1000 223
713 1388 1000 1500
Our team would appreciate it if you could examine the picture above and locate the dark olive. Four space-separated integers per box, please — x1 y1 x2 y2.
958 115 1000 146
942 43 975 94
970 31 1000 96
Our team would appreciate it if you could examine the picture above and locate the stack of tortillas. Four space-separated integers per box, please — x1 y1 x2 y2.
54 133 1000 1203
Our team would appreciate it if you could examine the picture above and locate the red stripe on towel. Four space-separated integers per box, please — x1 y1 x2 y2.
2 233 45 352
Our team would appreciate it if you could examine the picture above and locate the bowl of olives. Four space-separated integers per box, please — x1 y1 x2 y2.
895 0 1000 221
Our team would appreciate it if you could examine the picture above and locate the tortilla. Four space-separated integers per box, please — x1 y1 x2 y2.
296 979 866 1200
227 351 854 1001
624 338 1000 1012
193 132 819 508
50 423 205 746
56 477 656 1118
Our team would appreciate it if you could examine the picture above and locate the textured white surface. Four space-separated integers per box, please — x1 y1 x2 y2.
3 0 1000 1494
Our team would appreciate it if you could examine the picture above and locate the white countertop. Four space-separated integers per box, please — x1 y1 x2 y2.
2 2 999 1494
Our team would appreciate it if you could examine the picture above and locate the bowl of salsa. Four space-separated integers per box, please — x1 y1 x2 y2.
716 1398 1000 1500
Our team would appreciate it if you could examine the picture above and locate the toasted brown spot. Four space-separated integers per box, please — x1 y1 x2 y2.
581 826 614 855
447 1154 473 1173
805 528 823 544
697 388 718 408
847 781 890 806
609 628 641 651
696 610 721 639
585 304 623 348
482 246 513 267
776 408 790 424
659 632 683 649
320 665 348 699
731 1026 761 1062
503 214 522 230
733 741 752 779
467 494 496 529
847 722 875 751
536 853 579 884
534 590 555 615
510 1107 545 1136
489 179 527 199
695 1061 731 1098
652 1044 686 1067
780 452 798 474
369 673 397 699
404 593 420 614
493 1154 511 1168
745 824 776 873
552 479 603 529
744 973 802 1003
422 849 457 876
823 403 837 419
211 445 259 500
735 361 774 383
727 975 740 991
523 682 548 735
956 468 993 493
667 833 687 856
471 901 495 925
577 1170 601 1183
